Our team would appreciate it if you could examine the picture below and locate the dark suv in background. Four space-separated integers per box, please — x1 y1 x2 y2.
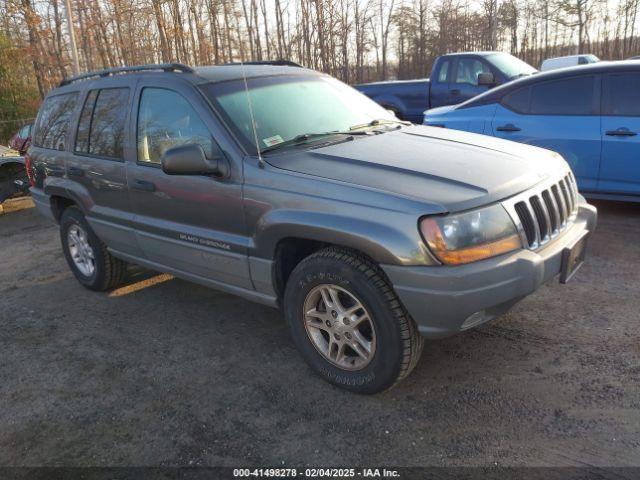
28 63 597 393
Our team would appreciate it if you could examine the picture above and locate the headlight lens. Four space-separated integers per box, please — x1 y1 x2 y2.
420 204 522 265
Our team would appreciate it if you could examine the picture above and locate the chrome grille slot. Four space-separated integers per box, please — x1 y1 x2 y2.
530 196 550 241
514 201 537 247
503 171 579 250
541 190 559 233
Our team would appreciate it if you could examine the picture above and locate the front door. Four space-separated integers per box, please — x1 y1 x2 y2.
449 57 493 105
126 81 251 289
599 72 640 196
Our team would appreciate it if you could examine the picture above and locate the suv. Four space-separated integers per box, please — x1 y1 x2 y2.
28 63 597 393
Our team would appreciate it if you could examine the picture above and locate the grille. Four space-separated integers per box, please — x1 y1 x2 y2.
508 173 579 249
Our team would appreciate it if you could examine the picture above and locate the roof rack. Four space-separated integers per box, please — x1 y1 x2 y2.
59 63 195 87
222 60 303 68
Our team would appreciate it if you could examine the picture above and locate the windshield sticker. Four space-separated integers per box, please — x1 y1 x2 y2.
263 135 284 147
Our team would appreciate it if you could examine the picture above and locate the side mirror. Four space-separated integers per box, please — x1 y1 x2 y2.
161 144 229 177
477 72 495 86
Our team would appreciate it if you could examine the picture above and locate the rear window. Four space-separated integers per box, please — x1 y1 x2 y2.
603 73 640 116
33 92 79 150
75 88 129 159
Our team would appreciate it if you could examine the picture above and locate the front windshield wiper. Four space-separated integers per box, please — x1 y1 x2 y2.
349 118 411 131
260 130 370 154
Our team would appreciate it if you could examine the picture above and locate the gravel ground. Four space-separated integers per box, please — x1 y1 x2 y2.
0 197 638 468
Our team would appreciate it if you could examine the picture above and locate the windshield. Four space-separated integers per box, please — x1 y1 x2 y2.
486 53 537 79
201 75 395 154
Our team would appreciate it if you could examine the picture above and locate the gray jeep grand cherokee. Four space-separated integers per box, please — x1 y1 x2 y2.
28 62 597 393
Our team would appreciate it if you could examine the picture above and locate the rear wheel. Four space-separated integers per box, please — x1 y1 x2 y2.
284 247 424 394
60 206 127 291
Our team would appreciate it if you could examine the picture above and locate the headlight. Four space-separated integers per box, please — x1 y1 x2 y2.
419 204 522 265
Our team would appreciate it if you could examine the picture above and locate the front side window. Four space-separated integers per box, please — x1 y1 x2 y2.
19 124 31 138
201 75 395 154
33 92 78 150
529 76 596 115
454 59 491 85
603 73 640 116
137 88 213 164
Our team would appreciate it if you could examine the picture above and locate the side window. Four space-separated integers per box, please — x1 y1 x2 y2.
75 90 98 154
454 58 491 85
501 86 532 114
33 93 78 150
529 76 596 115
603 73 640 116
137 88 213 164
75 88 129 159
437 60 450 83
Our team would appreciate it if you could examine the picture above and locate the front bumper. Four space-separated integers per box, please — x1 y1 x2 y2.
382 201 597 339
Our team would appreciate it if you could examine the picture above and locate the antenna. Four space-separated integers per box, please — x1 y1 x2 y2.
238 60 265 169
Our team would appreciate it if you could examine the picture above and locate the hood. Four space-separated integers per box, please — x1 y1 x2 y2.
424 105 456 117
266 125 568 212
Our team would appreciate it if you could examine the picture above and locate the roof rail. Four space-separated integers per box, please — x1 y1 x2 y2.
59 63 195 87
222 60 303 68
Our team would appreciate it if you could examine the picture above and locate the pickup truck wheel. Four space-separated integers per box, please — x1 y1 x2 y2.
284 247 424 394
60 206 127 291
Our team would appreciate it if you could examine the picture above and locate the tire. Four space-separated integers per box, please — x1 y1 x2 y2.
59 206 127 291
284 247 424 394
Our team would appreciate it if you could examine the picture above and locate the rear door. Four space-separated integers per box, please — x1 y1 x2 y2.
66 79 141 257
126 79 251 288
448 57 493 105
491 74 601 192
599 72 640 195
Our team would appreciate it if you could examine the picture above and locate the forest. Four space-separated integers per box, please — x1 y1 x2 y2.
0 0 639 142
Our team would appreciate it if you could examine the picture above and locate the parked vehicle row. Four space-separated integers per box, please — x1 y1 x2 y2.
27 62 596 393
355 51 537 122
423 61 640 202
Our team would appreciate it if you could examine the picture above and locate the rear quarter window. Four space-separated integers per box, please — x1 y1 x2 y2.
33 92 79 150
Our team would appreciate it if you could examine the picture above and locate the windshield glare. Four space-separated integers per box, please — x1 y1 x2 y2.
202 75 395 154
487 53 537 78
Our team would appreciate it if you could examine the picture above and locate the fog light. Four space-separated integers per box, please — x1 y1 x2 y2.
461 310 491 330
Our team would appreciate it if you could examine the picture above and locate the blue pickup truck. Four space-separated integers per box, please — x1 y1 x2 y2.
355 52 537 123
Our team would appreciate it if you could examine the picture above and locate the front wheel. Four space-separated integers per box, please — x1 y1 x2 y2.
284 247 424 394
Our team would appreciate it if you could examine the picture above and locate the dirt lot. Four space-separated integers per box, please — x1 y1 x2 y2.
0 197 638 468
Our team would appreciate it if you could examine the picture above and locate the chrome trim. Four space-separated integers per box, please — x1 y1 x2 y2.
502 170 579 250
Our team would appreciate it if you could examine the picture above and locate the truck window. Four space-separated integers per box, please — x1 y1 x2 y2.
137 88 213 164
603 73 640 116
437 60 451 83
454 59 491 86
33 92 78 151
529 76 596 116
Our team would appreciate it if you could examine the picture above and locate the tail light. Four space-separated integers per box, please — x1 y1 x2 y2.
24 153 36 187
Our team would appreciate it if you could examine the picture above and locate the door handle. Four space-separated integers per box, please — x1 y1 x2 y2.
605 128 637 137
67 166 84 177
449 89 461 95
496 124 521 132
132 179 156 192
